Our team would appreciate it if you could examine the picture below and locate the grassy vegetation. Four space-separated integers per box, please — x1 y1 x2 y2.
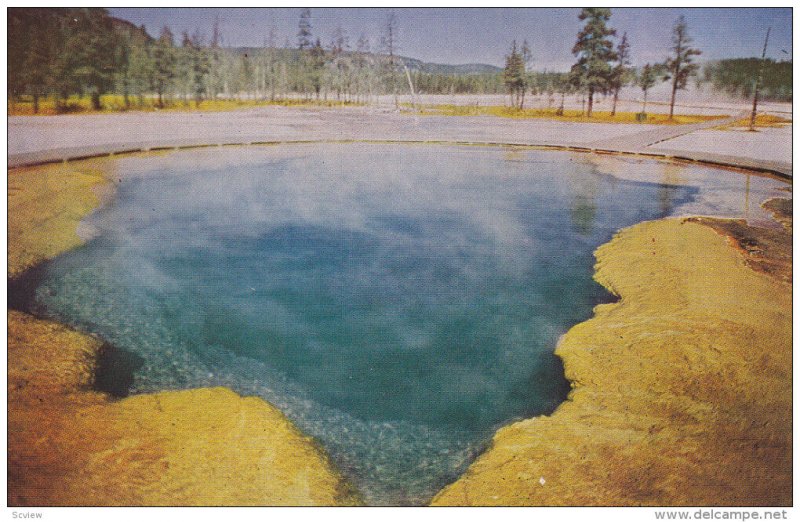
7 95 362 116
404 103 727 124
715 113 792 130
8 94 744 127
9 96 729 126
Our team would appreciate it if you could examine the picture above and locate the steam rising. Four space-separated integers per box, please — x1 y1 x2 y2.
32 144 785 504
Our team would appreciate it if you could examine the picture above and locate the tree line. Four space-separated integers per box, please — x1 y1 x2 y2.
702 58 792 102
8 7 503 113
8 8 122 112
8 8 792 115
502 9 701 119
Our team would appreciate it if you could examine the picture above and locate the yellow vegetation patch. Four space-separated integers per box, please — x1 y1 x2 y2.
404 104 725 125
7 95 362 116
715 113 793 130
432 217 791 506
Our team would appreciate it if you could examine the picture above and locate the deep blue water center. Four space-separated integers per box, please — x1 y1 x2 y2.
31 144 701 504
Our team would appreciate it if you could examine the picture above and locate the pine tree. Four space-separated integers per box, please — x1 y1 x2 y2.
8 8 64 111
664 15 701 119
178 32 209 107
503 41 525 109
308 38 326 99
208 15 223 100
62 8 121 110
128 37 154 108
637 63 657 117
354 34 372 103
555 75 573 116
329 27 351 101
115 34 133 109
7 10 29 104
381 11 400 109
520 40 533 109
296 9 314 98
152 26 176 108
260 28 280 101
571 8 617 117
176 32 195 106
26 26 55 113
297 8 313 51
191 40 210 107
610 32 630 116
19 10 61 112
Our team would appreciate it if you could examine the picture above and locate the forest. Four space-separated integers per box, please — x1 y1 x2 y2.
7 8 792 114
702 58 792 102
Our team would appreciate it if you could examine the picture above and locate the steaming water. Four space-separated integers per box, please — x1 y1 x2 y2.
25 144 785 504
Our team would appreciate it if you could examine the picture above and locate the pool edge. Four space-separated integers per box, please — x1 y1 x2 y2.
7 143 792 505
7 161 362 507
430 209 792 506
8 139 793 181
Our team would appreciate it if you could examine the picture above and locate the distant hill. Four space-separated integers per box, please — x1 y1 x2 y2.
110 16 152 43
225 46 502 76
398 57 502 75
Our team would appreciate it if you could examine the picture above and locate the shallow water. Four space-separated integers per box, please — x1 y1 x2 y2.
27 144 786 504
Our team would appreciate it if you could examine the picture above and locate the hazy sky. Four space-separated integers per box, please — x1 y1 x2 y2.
108 7 792 70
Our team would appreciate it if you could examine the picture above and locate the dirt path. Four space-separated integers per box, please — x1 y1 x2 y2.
590 112 746 150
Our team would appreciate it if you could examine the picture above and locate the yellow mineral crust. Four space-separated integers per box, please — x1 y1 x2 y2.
432 218 791 506
8 161 110 279
7 161 359 506
8 309 359 505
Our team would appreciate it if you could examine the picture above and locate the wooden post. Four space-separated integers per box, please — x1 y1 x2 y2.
403 63 417 111
749 27 770 131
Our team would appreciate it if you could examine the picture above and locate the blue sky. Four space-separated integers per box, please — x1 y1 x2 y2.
108 7 792 71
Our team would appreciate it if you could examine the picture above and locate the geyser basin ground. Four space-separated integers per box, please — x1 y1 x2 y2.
20 144 786 505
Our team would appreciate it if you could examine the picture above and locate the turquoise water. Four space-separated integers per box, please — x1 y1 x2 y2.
23 144 780 504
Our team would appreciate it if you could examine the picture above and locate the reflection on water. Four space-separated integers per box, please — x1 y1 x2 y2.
744 174 751 220
27 144 787 505
573 152 785 227
658 163 686 216
568 163 602 236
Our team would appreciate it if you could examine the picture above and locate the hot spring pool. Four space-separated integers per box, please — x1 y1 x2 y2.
20 143 786 504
